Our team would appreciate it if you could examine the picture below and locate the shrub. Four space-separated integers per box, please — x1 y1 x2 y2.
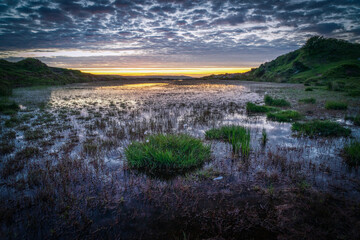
264 95 291 107
292 120 351 137
325 101 348 110
246 102 278 113
206 125 250 157
267 110 302 122
343 141 360 166
299 98 316 104
125 134 211 175
305 87 313 91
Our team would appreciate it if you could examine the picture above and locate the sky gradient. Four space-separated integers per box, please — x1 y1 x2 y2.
0 0 359 76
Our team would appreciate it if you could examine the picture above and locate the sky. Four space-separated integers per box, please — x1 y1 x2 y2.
0 0 359 76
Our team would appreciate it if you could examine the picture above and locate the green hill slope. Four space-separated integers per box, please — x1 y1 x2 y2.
203 36 360 92
0 58 96 96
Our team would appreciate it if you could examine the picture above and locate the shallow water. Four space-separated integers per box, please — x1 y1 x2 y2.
1 79 360 239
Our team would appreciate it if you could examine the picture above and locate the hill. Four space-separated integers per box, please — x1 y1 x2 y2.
202 36 360 92
0 58 97 96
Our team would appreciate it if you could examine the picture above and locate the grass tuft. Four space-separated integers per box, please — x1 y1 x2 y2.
125 134 211 175
343 141 360 166
292 120 351 137
345 115 360 126
0 98 19 115
267 110 302 122
299 98 316 104
325 101 348 110
246 102 278 113
264 95 290 107
206 125 250 157
305 87 313 91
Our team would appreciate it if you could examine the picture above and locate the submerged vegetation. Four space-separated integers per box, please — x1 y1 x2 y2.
267 110 302 122
292 120 351 137
206 125 251 157
125 134 211 175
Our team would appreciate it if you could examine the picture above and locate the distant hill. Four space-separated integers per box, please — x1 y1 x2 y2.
0 58 97 96
202 36 360 91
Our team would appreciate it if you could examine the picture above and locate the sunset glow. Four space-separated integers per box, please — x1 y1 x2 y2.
76 67 251 77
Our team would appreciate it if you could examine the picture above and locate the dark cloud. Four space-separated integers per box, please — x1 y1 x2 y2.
0 0 359 67
301 23 344 34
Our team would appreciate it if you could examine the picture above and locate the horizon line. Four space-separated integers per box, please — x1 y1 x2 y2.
73 67 252 77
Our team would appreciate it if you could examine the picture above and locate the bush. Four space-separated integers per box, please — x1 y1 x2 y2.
292 120 351 137
264 95 291 107
305 87 313 91
325 101 348 110
246 102 278 113
299 98 316 104
206 125 250 157
343 141 360 166
267 110 302 122
125 134 211 175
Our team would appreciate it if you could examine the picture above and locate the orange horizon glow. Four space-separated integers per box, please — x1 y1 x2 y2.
73 67 251 77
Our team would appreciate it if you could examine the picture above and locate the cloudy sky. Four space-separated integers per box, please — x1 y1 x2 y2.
0 0 359 75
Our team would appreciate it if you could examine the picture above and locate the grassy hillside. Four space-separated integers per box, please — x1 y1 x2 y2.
203 36 360 92
0 58 96 96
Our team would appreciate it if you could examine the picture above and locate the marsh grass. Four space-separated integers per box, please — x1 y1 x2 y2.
0 98 19 115
24 129 46 140
246 102 278 113
261 129 267 146
343 141 360 166
292 120 351 137
264 95 290 107
125 134 211 175
206 125 250 157
299 98 316 104
345 115 360 126
325 101 348 110
267 110 302 122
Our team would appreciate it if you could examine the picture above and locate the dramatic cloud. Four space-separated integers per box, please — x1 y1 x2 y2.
0 0 359 68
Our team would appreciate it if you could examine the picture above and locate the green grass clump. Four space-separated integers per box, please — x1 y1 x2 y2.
292 120 351 137
246 102 278 113
345 115 360 126
299 98 316 104
343 141 360 166
325 101 348 110
347 90 360 97
206 125 250 157
267 110 302 122
305 87 313 91
264 95 291 107
125 134 211 175
0 99 19 115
